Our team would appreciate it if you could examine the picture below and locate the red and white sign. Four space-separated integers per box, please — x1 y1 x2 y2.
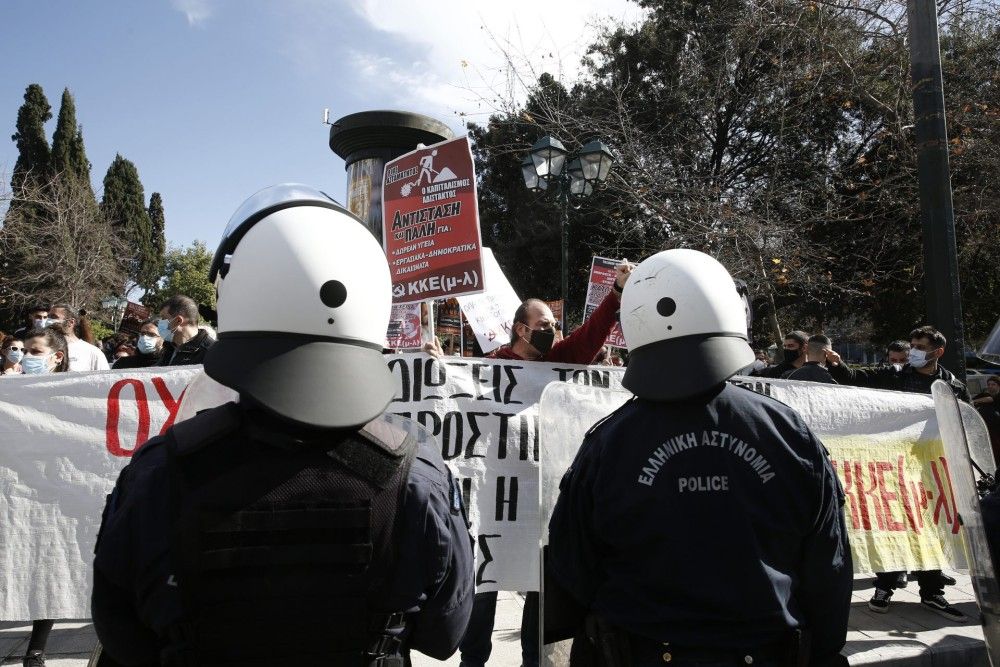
385 303 424 350
584 256 627 348
383 137 484 304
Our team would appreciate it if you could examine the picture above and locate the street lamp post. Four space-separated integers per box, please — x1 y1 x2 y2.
101 295 127 332
520 136 614 332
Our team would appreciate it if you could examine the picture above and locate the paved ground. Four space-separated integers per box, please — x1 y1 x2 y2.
0 577 989 666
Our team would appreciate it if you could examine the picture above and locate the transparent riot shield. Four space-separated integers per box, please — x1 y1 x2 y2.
932 380 1000 666
538 383 631 666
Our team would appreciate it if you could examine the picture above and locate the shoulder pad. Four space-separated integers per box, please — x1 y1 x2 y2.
170 402 242 456
360 413 436 455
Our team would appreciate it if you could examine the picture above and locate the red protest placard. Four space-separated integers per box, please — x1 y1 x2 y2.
584 256 627 349
385 303 424 350
382 136 484 304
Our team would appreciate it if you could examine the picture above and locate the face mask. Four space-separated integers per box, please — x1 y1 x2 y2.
157 318 174 340
6 349 24 364
908 348 931 368
33 318 49 328
525 327 556 356
21 354 53 375
752 359 768 371
137 335 158 354
891 363 903 372
782 348 800 364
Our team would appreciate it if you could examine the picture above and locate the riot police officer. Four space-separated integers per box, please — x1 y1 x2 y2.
92 184 474 665
547 249 852 666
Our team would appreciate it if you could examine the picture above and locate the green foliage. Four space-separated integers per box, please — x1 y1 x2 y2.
9 84 51 195
101 154 154 290
51 88 95 193
147 192 167 291
143 240 216 312
89 319 114 342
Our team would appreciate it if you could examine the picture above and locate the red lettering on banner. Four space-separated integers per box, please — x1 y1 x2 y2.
106 379 150 457
854 462 885 530
930 459 961 534
834 461 861 530
876 461 904 531
938 457 961 535
896 455 920 534
151 377 186 434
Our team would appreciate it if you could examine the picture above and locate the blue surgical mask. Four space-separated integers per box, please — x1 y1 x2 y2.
21 354 52 375
137 335 158 354
6 349 23 364
908 348 930 369
157 318 174 339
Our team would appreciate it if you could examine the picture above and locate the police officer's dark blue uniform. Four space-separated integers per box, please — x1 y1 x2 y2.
92 403 474 664
546 249 852 667
91 185 474 665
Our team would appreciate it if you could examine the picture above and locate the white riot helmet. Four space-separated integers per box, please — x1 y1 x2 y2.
620 249 754 400
205 184 393 429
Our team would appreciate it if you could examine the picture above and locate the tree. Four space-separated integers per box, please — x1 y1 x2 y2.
50 88 95 195
101 154 153 296
142 240 216 313
469 0 1000 347
0 171 126 314
147 192 167 291
9 84 51 197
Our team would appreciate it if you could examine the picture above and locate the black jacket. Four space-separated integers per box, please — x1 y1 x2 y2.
828 362 970 402
112 351 164 370
158 329 214 367
783 362 837 384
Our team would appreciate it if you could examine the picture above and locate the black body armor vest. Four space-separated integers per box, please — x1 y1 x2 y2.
163 403 418 666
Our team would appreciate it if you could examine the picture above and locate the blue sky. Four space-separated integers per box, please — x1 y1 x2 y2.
2 0 644 249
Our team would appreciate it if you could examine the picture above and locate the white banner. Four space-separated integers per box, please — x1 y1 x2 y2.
2 365 992 621
0 359 622 620
456 248 521 354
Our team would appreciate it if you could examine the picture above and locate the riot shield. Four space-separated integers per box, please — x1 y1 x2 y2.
932 380 1000 666
538 383 631 666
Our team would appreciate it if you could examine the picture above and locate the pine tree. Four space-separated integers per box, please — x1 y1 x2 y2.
9 84 52 196
147 192 167 290
51 88 95 194
101 154 153 293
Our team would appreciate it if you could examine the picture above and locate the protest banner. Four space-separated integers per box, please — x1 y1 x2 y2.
457 248 521 354
119 301 150 335
385 303 423 350
382 136 484 304
0 366 988 620
584 256 627 348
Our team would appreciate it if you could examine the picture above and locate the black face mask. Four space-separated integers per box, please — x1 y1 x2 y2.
526 328 556 356
782 348 800 364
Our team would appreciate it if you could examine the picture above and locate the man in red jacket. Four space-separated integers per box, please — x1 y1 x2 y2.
460 260 633 667
487 261 632 365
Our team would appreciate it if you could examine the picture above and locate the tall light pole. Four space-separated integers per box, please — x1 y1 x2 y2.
520 136 614 331
907 0 966 380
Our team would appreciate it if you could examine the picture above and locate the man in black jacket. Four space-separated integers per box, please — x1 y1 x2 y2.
783 334 836 384
752 330 809 378
827 325 969 621
156 295 214 366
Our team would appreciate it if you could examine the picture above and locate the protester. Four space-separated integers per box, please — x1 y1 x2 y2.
460 261 634 667
547 249 851 667
783 334 837 383
12 304 50 341
2 335 25 375
155 295 214 366
827 325 968 620
751 330 808 378
112 320 164 369
885 340 910 369
92 184 473 664
973 376 1000 466
48 305 109 372
18 325 70 666
752 348 769 371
